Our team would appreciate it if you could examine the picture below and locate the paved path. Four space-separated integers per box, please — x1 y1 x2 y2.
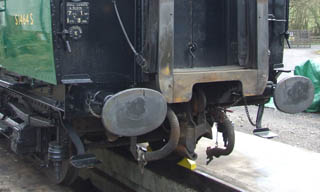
280 45 320 80
283 45 320 70
196 131 320 192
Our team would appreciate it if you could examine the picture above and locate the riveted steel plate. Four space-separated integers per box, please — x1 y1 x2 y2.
274 76 314 114
102 88 167 137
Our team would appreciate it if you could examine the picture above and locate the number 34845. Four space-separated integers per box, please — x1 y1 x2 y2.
15 13 34 26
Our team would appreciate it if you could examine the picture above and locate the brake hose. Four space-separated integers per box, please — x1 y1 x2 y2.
112 0 147 68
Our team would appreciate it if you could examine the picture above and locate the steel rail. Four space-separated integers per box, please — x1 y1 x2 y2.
80 148 244 192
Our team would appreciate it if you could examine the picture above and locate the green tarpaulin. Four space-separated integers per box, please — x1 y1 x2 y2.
294 60 320 112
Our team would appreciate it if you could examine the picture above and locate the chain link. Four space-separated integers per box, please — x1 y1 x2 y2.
225 96 243 109
225 95 257 127
243 97 257 127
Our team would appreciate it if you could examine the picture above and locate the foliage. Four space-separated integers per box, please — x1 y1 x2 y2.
290 0 320 35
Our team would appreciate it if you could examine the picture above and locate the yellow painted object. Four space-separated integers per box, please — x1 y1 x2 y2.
177 158 197 170
147 146 153 152
148 144 196 170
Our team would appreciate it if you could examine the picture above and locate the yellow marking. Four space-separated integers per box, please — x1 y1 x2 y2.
162 66 171 76
177 158 197 170
30 13 34 25
147 144 196 170
174 97 184 103
19 15 23 25
15 13 34 26
147 146 153 152
14 15 18 25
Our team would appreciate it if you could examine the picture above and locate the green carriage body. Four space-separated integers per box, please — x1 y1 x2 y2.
0 0 56 84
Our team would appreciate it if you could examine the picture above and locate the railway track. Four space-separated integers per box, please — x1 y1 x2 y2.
79 148 244 192
0 137 243 192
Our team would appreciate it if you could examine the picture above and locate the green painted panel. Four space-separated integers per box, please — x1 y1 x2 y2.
0 0 57 84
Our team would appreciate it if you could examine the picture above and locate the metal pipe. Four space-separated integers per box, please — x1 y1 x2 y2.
130 107 180 162
206 113 235 158
144 108 180 161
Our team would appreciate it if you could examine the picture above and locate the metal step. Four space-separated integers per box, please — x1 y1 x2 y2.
70 154 101 169
253 128 278 139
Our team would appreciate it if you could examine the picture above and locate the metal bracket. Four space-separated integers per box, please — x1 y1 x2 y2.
253 104 277 139
130 137 147 173
59 112 100 168
268 14 287 22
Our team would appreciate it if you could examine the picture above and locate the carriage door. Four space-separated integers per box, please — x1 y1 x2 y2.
175 0 239 69
174 0 229 69
191 0 228 68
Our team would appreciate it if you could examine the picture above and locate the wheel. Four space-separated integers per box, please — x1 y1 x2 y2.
44 142 79 186
44 157 79 185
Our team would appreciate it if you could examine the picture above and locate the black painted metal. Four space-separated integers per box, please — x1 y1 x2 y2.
8 121 37 155
8 103 53 128
268 0 290 80
52 0 135 84
174 0 230 68
70 154 101 169
48 141 65 162
59 116 85 155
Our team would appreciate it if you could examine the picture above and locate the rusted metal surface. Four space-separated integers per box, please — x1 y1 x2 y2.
256 0 269 94
157 0 175 104
172 67 263 103
157 0 270 103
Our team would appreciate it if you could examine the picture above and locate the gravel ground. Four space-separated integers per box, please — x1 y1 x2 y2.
231 45 320 153
229 106 320 153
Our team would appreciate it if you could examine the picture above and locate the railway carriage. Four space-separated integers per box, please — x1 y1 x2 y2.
0 0 313 184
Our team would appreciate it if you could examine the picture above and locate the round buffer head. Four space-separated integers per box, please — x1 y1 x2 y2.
274 76 314 114
102 88 167 137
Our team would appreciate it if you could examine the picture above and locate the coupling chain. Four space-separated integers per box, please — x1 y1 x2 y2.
224 95 257 127
243 97 257 127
